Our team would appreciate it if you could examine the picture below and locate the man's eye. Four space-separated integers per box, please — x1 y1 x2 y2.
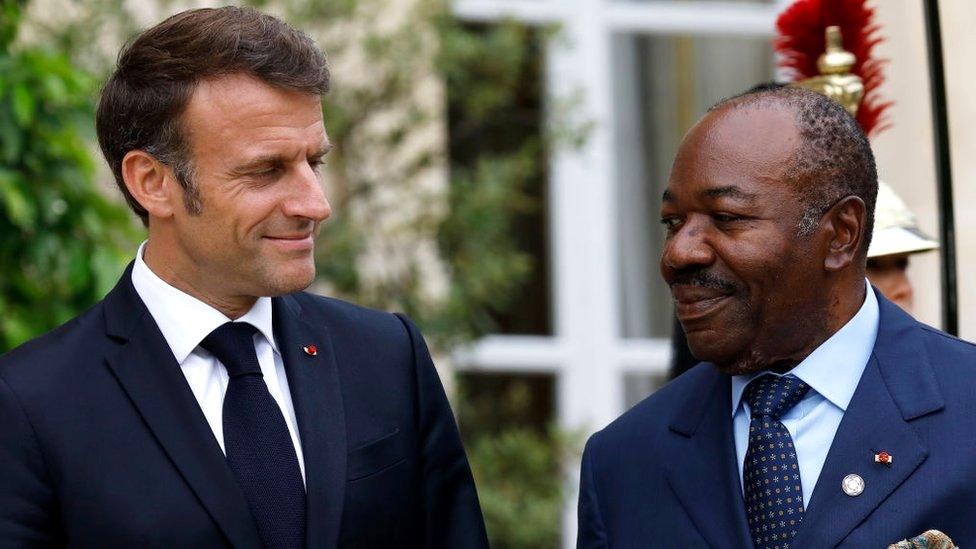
251 167 280 179
713 213 743 223
660 217 681 232
309 159 325 172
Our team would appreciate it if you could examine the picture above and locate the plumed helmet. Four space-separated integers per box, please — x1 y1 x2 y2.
868 180 939 259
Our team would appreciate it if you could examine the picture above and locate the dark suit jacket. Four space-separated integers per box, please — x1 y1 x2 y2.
578 291 976 548
0 266 488 548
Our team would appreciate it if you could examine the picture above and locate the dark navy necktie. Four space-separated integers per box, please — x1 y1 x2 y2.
742 374 810 549
201 322 306 549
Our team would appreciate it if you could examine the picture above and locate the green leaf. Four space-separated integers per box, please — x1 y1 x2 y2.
0 111 22 162
0 170 36 230
11 83 34 126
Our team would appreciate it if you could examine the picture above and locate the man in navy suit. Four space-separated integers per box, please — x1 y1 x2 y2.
577 86 976 548
0 7 487 548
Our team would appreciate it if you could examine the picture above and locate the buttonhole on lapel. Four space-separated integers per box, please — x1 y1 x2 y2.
302 344 318 357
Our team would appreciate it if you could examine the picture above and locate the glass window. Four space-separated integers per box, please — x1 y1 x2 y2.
622 371 670 409
446 24 552 336
456 372 555 436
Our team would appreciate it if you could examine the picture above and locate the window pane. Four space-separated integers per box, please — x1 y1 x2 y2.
456 372 555 436
622 371 669 409
446 24 552 336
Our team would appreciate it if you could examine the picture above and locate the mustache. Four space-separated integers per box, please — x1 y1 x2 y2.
669 269 737 294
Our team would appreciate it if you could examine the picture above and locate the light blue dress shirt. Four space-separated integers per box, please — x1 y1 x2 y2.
731 281 879 508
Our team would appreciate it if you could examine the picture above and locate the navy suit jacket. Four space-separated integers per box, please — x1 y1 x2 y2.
578 291 976 548
0 266 488 548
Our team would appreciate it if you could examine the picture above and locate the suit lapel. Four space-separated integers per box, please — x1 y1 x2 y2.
665 367 754 548
273 295 347 549
102 267 262 549
791 294 942 548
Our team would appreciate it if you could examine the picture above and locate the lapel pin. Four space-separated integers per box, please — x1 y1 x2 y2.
874 451 893 466
302 344 318 357
842 473 864 497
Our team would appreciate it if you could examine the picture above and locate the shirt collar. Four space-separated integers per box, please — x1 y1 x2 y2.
731 280 880 415
130 241 279 364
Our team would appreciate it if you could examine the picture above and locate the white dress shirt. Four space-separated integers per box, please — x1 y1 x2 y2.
731 280 879 508
131 241 306 482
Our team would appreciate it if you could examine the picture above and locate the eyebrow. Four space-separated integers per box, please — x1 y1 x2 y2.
661 185 757 203
229 143 333 176
702 185 756 201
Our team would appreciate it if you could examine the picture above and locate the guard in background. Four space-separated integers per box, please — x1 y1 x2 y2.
866 181 939 312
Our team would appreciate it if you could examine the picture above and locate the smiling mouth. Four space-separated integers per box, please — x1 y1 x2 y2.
266 233 312 240
671 291 732 322
263 234 315 251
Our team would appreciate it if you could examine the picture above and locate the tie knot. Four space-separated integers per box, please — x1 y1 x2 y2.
743 374 810 420
200 322 261 378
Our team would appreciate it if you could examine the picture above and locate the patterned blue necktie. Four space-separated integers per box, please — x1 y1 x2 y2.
742 374 810 549
201 322 306 549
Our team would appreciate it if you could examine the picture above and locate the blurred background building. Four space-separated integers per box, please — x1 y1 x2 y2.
2 0 975 547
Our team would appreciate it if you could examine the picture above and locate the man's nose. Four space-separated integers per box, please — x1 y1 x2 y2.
661 218 716 275
284 164 332 222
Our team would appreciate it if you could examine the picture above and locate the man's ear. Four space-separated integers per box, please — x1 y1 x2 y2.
822 195 867 272
120 150 177 220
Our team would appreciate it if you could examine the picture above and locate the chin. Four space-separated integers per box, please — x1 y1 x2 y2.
264 263 316 296
684 329 725 363
687 336 763 376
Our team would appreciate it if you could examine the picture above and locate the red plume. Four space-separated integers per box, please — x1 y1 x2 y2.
775 0 892 137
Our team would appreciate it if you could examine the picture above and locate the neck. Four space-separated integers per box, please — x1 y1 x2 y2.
826 275 867 333
728 276 866 375
142 239 257 320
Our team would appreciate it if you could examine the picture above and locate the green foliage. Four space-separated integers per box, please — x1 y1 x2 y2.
0 2 136 350
273 0 557 348
437 21 551 339
434 152 536 340
469 427 568 548
458 375 580 548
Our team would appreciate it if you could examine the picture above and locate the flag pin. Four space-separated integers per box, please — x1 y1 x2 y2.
874 451 892 466
303 344 318 356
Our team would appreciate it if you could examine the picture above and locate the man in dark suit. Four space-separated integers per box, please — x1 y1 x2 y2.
577 87 976 548
0 7 487 548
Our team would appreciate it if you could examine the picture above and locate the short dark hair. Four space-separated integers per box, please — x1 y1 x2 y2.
711 86 878 255
96 6 331 225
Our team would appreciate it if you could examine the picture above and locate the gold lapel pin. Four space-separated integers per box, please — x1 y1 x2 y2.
302 344 318 356
874 451 893 466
